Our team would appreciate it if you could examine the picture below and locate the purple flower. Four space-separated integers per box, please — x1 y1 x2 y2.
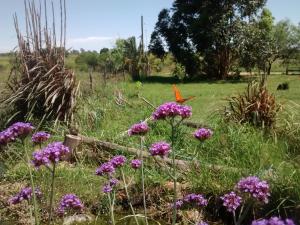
152 102 192 120
32 142 70 168
9 187 42 204
110 155 127 168
130 159 142 169
32 131 50 144
251 219 268 225
197 222 209 225
149 141 171 157
32 150 50 168
220 191 242 213
183 193 208 207
10 122 34 138
285 219 296 225
43 142 70 164
251 217 295 225
0 122 34 145
102 184 113 193
95 162 115 176
128 122 149 136
237 176 270 203
109 178 119 187
57 194 84 216
173 200 183 209
0 129 15 145
194 128 213 141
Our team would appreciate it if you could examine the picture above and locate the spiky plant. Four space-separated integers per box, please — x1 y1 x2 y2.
225 80 281 128
4 0 79 123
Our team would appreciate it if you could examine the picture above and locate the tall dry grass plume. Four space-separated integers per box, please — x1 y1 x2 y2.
4 0 79 123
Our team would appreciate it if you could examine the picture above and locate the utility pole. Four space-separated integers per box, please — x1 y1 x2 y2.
141 15 144 54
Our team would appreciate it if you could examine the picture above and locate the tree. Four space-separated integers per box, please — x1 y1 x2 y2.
75 51 99 71
148 31 166 59
152 0 266 79
239 10 300 75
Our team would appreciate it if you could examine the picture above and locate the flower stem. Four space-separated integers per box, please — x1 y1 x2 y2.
108 192 116 225
24 142 40 225
121 169 139 225
233 211 237 225
48 164 56 225
171 121 177 225
140 136 149 225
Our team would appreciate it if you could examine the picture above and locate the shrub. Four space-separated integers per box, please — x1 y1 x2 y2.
4 1 78 123
225 80 281 128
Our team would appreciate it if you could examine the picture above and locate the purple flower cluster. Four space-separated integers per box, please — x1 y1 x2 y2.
102 184 113 193
95 155 127 193
128 122 149 136
102 178 119 193
197 222 209 225
194 128 213 141
130 159 142 169
9 187 42 204
32 131 50 144
149 141 171 157
251 217 295 225
0 122 34 145
32 142 70 168
237 176 270 203
173 200 183 209
110 155 127 168
220 191 242 212
57 194 84 216
95 162 115 176
183 193 208 207
152 102 192 120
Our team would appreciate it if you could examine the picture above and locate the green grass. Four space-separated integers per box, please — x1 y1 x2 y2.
1 53 300 223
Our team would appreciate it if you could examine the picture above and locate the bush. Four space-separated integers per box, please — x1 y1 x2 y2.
173 63 186 80
225 80 281 128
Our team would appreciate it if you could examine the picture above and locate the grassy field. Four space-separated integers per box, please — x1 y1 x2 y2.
1 55 300 224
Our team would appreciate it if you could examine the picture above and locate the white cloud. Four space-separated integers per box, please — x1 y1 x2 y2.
67 36 118 51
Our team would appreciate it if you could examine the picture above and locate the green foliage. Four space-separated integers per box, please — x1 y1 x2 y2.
225 80 281 128
172 63 186 80
152 0 266 79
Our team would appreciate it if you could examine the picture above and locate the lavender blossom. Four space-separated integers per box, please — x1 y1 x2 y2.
102 184 113 193
110 155 127 168
10 122 34 138
0 122 34 145
95 162 115 176
149 141 171 157
57 194 84 216
194 128 213 141
128 122 149 136
183 193 208 207
220 191 242 213
197 222 209 225
152 102 192 120
251 217 295 225
32 142 70 168
109 178 119 187
0 129 15 145
237 176 270 203
32 131 51 144
9 187 42 204
130 159 142 169
172 200 183 209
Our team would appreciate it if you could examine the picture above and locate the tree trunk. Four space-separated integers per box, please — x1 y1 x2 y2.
267 61 272 75
88 67 93 92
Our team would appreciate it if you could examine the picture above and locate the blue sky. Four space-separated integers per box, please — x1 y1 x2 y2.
0 0 299 53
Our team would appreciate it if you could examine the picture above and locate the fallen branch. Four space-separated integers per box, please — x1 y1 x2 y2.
64 134 239 173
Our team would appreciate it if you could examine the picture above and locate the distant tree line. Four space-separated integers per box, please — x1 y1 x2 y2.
70 37 152 81
148 0 300 80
